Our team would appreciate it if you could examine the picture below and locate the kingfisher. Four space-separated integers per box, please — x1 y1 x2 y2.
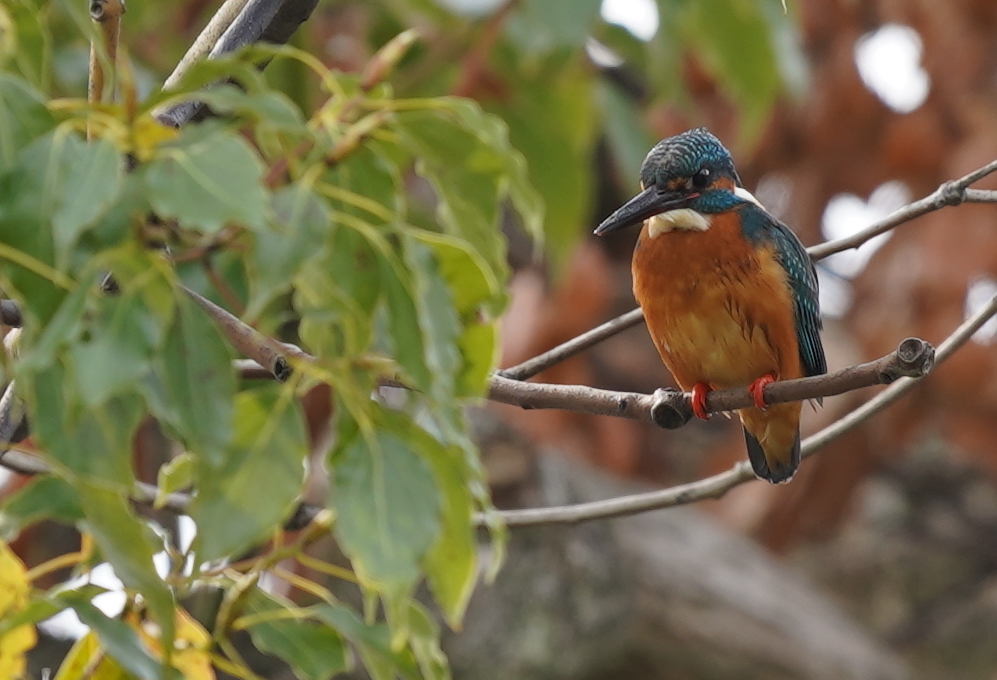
594 128 826 483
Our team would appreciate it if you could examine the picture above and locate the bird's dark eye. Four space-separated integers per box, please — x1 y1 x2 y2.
691 168 710 189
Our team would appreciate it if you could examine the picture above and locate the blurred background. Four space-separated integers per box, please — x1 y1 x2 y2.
12 0 997 677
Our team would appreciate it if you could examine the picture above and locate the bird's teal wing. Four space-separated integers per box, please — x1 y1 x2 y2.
741 205 827 378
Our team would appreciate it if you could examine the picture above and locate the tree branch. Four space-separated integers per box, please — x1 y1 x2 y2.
87 0 126 111
161 0 250 91
488 293 997 527
490 338 933 428
183 286 292 381
808 161 997 260
497 308 645 381
155 0 320 127
497 163 997 381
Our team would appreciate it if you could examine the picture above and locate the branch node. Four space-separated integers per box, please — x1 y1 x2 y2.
885 337 935 382
650 388 691 429
89 0 125 22
273 356 292 382
940 180 965 207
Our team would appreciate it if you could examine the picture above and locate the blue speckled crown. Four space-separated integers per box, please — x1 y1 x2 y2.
639 128 741 188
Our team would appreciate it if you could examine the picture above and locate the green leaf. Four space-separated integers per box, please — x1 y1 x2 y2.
189 84 305 132
144 127 268 233
381 259 431 391
190 387 307 563
599 80 655 194
395 100 543 279
490 63 594 269
0 133 71 325
509 0 603 51
330 423 441 592
442 98 545 248
246 183 331 320
455 321 498 397
685 0 782 139
155 453 195 506
323 144 403 225
295 225 381 360
63 596 165 680
408 230 502 316
76 487 175 654
403 239 463 402
406 231 502 397
313 603 421 680
421 441 477 628
154 295 235 464
52 135 124 268
0 73 54 170
68 291 163 409
243 591 351 680
0 476 83 541
408 601 449 680
0 585 106 637
27 373 144 484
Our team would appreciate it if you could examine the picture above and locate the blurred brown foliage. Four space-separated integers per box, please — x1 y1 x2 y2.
495 0 997 553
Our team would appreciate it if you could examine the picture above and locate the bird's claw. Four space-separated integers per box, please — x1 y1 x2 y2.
691 382 711 420
748 373 776 410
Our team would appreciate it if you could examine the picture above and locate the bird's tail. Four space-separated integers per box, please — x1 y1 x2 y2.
739 402 802 484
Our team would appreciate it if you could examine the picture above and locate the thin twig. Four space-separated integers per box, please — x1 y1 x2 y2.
87 0 126 138
808 160 997 259
162 0 250 91
498 162 997 381
491 338 934 428
183 286 291 381
1 306 991 531
488 294 997 527
497 308 645 381
800 292 997 454
155 0 320 128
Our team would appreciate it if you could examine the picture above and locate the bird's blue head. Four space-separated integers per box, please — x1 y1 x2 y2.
595 128 747 236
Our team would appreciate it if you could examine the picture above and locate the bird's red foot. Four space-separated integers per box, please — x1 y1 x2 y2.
748 373 776 410
691 382 712 420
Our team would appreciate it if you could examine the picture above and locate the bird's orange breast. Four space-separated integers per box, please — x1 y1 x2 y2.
632 210 803 392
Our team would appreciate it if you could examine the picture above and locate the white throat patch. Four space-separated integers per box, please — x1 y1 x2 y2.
647 209 712 237
734 186 764 208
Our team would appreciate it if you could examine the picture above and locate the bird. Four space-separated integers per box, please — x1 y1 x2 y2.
594 128 826 483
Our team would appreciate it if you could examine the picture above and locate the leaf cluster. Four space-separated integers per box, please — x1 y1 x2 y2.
0 26 540 680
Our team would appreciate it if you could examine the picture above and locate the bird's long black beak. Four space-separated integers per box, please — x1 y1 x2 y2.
594 186 689 236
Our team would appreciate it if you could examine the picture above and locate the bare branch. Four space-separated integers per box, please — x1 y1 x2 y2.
490 337 934 428
161 0 250 91
498 308 645 381
505 159 997 375
808 159 997 260
488 294 997 527
801 292 997 454
183 286 291 381
87 0 126 109
0 447 50 476
155 0 320 128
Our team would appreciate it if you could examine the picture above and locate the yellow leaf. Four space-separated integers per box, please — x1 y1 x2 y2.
53 632 127 680
0 540 37 680
137 608 215 680
132 115 179 162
